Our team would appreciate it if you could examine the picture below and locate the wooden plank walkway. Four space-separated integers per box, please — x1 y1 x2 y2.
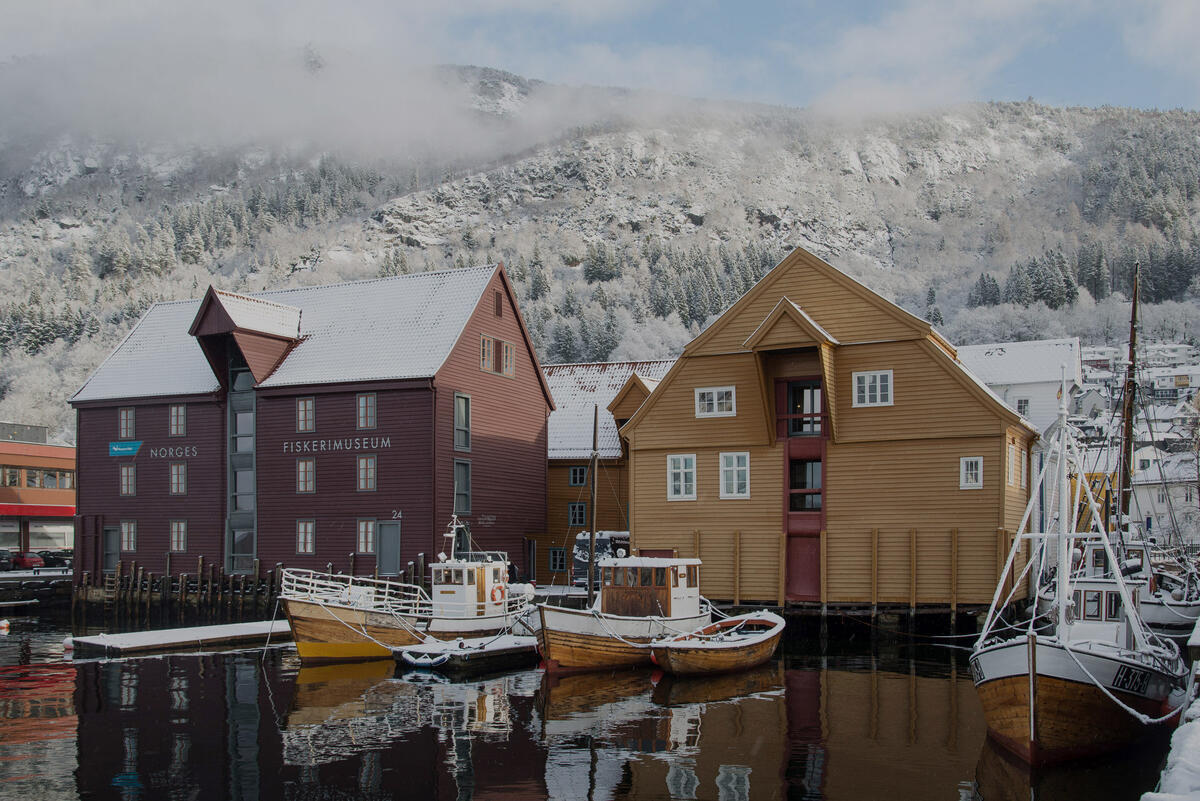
71 620 292 658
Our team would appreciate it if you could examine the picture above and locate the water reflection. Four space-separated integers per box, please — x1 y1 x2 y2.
0 625 1171 800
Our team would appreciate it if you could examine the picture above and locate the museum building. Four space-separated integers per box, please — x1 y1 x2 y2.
70 264 553 580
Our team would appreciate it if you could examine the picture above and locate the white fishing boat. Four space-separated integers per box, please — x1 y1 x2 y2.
281 517 536 663
537 556 711 672
970 373 1187 765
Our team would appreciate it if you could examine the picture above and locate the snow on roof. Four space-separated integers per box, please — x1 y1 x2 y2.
213 289 301 339
957 337 1083 387
73 266 497 402
951 357 1037 431
543 360 675 459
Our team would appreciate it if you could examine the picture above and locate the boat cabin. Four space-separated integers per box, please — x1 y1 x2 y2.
597 556 702 617
431 551 510 618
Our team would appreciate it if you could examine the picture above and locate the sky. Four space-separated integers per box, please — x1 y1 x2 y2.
0 0 1198 150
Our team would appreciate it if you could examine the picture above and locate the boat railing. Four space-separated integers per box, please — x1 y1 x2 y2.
281 568 432 615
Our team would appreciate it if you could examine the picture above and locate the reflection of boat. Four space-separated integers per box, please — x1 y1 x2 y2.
537 556 710 672
650 662 785 707
281 517 536 663
970 374 1187 765
650 611 785 676
535 669 656 721
397 633 540 675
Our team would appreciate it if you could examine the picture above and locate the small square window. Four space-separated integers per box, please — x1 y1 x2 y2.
852 371 893 407
960 457 983 490
357 455 377 492
357 520 376 554
357 393 377 430
169 405 187 437
667 454 697 501
296 397 315 433
297 458 315 493
297 520 315 554
548 547 567 572
118 407 135 439
568 502 586 527
568 466 588 486
170 521 187 553
695 386 736 417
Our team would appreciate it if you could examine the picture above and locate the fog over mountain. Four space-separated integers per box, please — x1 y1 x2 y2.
1 43 1198 443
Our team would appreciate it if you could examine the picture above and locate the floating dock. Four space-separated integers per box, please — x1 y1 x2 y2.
395 634 540 676
71 620 292 658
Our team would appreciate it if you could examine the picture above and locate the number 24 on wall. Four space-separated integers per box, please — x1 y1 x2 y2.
391 510 403 520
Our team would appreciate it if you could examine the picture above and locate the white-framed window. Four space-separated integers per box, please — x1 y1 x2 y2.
853 371 893 407
548 547 567 573
501 341 515 377
356 520 376 554
296 520 315 554
568 502 586 526
169 404 186 437
169 462 187 495
357 393 377 430
169 520 187 553
454 460 471 514
1007 443 1016 485
1015 398 1030 417
568 466 588 486
1021 452 1028 489
120 520 137 551
719 452 750 499
1158 487 1168 504
296 397 315 433
454 394 471 451
297 458 315 493
960 457 983 490
119 464 136 496
1187 486 1196 503
357 455 377 491
667 454 697 501
480 335 494 371
694 386 736 418
118 407 135 439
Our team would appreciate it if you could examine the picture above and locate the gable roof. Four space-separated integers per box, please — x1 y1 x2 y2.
189 288 302 340
956 338 1083 388
743 298 839 350
73 266 501 403
543 360 675 459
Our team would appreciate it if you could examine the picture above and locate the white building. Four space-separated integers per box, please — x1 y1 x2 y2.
957 337 1083 434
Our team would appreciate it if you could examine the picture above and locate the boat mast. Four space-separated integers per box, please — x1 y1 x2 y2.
1056 370 1071 635
587 404 599 607
1118 263 1140 533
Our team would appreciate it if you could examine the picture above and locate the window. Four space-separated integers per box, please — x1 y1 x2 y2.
296 458 315 493
568 502 586 526
785 381 823 436
357 393 377 430
169 462 187 495
1083 590 1103 620
25 469 40 488
1138 458 1151 471
1106 591 1122 621
494 290 503 317
789 460 822 511
119 407 135 439
960 457 983 490
454 460 471 514
719 452 750 499
296 520 315 554
60 470 74 490
695 386 736 418
1007 443 1016 485
170 521 187 553
296 397 315 433
233 469 255 511
454 394 471 451
502 342 515 377
120 464 136 496
357 455 377 491
481 336 515 377
1158 487 1168 504
667 454 696 501
169 405 186 437
853 371 893 407
1188 486 1196 503
357 520 376 554
568 466 588 486
120 520 137 551
480 336 494 371
1 467 17 487
1021 452 1028 489
549 547 567 572
1015 398 1030 417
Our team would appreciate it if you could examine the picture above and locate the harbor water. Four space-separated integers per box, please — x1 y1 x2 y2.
0 614 1171 800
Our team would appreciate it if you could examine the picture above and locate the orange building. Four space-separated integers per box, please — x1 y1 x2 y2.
0 424 76 553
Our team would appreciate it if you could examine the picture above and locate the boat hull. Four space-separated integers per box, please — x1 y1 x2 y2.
650 613 785 676
283 598 519 664
970 637 1180 765
537 604 710 672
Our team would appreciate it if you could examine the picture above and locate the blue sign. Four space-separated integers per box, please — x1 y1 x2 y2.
109 441 143 457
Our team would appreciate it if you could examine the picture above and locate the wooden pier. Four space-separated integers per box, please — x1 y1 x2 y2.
70 620 292 658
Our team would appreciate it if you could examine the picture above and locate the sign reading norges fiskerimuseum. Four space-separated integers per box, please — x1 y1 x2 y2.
282 436 391 454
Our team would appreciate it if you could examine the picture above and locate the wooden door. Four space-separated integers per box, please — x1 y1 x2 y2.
377 521 401 576
786 535 820 601
102 527 120 573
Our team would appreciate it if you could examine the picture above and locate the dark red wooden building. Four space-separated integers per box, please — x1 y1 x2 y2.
71 264 553 581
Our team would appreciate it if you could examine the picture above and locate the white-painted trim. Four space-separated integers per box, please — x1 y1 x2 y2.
960 456 983 490
667 453 697 501
694 386 736 418
852 370 894 407
719 451 751 499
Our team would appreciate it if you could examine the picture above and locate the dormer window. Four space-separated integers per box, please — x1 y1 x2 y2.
695 386 735 418
853 371 892 407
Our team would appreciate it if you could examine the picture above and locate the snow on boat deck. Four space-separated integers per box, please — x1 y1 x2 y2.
1141 617 1200 800
71 620 292 658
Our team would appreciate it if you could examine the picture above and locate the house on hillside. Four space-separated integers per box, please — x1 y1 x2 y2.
619 246 1038 609
71 265 553 583
535 360 674 585
956 338 1083 434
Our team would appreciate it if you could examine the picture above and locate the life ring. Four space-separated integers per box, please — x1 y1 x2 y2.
491 585 507 603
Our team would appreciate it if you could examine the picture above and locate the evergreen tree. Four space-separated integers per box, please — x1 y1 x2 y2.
1003 264 1035 306
528 248 550 300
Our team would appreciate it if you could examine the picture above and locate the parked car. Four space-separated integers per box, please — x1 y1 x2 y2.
10 552 44 569
0 550 11 571
37 551 71 568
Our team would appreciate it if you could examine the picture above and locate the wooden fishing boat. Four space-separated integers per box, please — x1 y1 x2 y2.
650 611 785 676
537 556 710 672
281 517 536 663
970 366 1187 766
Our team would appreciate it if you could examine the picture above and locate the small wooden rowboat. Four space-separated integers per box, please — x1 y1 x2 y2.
649 611 785 676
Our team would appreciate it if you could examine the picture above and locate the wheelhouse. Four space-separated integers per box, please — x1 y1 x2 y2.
431 551 510 618
597 557 702 618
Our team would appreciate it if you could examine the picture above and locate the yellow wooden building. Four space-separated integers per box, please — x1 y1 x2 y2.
621 246 1037 608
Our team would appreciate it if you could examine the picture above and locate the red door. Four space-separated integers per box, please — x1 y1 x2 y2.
787 535 820 601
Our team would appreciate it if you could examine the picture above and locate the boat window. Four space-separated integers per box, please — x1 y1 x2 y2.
1128 549 1143 565
1071 590 1081 616
1106 592 1122 620
603 568 612 586
655 568 666 586
687 566 698 587
466 569 475 585
613 568 625 587
452 569 463 584
493 567 501 583
1083 590 1102 620
640 567 653 587
1092 550 1107 575
433 568 445 584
